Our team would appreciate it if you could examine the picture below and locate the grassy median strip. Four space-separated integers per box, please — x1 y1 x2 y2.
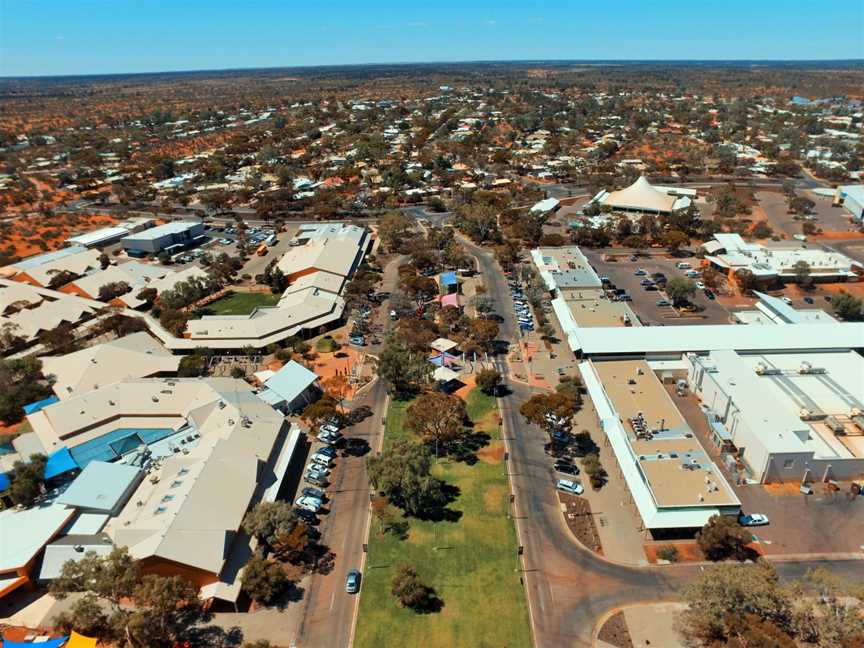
354 388 532 648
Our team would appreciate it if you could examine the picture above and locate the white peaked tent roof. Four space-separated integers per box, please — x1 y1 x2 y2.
600 176 677 213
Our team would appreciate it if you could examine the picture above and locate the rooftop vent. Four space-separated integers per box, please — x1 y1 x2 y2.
798 361 813 374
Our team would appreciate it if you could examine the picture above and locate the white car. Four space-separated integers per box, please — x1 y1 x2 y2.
739 513 770 527
695 281 706 290
295 496 322 513
311 453 333 468
781 297 793 305
556 479 584 495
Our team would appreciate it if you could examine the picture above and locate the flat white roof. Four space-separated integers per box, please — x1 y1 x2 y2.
571 322 864 356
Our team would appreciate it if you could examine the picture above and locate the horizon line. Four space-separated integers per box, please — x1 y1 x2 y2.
2 57 863 82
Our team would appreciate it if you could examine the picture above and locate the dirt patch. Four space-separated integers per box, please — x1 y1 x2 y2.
483 483 507 512
597 611 634 648
644 541 705 563
477 440 505 464
558 492 603 554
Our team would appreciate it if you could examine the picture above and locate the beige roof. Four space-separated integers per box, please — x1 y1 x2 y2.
600 176 677 213
10 248 103 287
147 265 209 295
41 332 180 399
104 381 287 576
283 270 345 296
186 287 344 343
277 237 364 279
0 281 45 314
69 262 169 305
0 291 100 341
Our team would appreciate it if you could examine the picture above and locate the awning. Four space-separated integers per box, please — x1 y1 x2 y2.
43 447 78 480
0 472 9 491
428 352 458 367
65 631 97 648
22 395 59 416
430 338 458 354
433 367 460 382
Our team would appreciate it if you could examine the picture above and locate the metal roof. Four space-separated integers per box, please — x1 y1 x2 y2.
571 322 864 356
57 461 142 512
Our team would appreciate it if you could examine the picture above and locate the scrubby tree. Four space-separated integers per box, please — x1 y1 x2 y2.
519 391 579 433
665 277 696 306
475 368 502 395
9 453 47 506
242 501 304 551
367 439 447 516
377 334 431 398
793 260 814 289
391 564 437 611
407 392 466 453
241 556 289 606
0 356 51 424
832 292 863 321
378 211 415 252
696 514 752 561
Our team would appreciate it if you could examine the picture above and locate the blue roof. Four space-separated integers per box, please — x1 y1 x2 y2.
69 427 175 468
57 460 141 511
440 271 458 286
0 472 9 491
3 638 68 648
263 360 318 404
23 395 60 416
43 447 78 480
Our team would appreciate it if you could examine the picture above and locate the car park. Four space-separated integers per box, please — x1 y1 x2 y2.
739 513 770 527
346 569 361 594
556 479 584 495
554 461 579 476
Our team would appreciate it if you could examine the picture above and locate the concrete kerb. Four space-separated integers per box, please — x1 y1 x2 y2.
591 600 685 648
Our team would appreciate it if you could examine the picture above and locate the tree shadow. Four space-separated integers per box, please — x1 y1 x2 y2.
186 624 245 647
413 483 462 523
411 590 444 615
449 430 491 465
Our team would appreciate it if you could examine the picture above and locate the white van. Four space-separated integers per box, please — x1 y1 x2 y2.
685 269 700 278
675 261 692 270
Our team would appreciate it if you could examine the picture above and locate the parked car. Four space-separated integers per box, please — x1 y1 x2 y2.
695 281 706 290
346 569 361 594
556 479 584 495
554 461 580 476
315 445 337 459
304 471 328 487
640 278 654 286
704 288 716 300
551 430 571 445
306 465 331 479
634 268 647 276
321 421 341 433
302 486 326 500
349 335 366 346
618 293 632 301
782 297 793 305
803 296 814 304
656 298 671 307
311 453 333 468
295 496 323 513
739 513 770 527
319 430 341 445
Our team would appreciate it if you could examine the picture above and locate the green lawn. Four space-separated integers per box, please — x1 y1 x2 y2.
193 291 279 317
354 389 532 648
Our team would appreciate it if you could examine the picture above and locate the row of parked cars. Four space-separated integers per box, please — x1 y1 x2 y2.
297 419 344 518
509 280 535 332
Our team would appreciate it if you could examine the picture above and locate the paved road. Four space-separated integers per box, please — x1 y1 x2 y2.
295 380 385 648
461 236 864 647
294 253 404 648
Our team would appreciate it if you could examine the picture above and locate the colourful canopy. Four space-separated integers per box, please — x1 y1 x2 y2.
0 472 9 491
22 395 59 416
65 632 97 648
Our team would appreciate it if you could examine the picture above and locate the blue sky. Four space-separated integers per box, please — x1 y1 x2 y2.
1 0 861 77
